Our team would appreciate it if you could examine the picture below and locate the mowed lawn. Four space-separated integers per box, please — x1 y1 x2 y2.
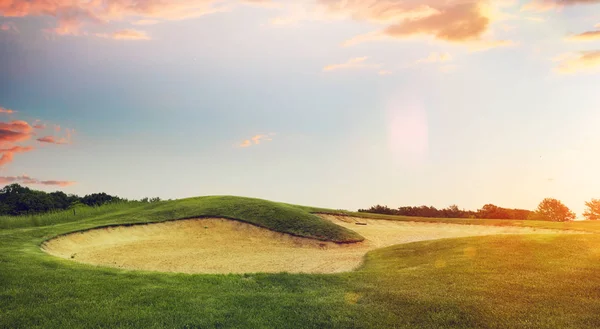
1 197 600 328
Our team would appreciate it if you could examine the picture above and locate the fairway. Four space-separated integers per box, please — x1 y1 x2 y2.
42 215 582 274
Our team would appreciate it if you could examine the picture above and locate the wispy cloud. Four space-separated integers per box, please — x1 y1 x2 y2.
0 107 15 114
554 50 600 74
0 146 34 166
0 175 75 187
37 136 69 145
523 0 600 11
132 19 160 26
96 29 151 40
323 57 386 73
238 133 275 147
0 0 235 37
567 30 600 41
0 21 17 32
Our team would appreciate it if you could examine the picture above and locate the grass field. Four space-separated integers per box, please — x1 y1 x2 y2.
1 196 600 328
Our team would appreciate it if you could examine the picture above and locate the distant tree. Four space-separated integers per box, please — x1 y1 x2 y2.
478 204 509 219
583 199 600 221
442 204 463 218
81 193 121 207
0 184 127 216
534 198 576 222
358 205 396 215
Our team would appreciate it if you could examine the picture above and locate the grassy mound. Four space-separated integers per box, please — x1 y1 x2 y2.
0 196 363 243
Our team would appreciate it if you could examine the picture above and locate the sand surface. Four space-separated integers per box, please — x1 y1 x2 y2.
42 216 582 274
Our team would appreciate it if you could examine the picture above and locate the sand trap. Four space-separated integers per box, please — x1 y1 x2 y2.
42 216 582 274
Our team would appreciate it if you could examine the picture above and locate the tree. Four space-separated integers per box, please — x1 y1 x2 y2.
81 193 121 207
477 204 510 219
534 198 576 222
583 199 600 220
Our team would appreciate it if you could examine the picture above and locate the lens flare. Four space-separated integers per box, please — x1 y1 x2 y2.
386 94 429 165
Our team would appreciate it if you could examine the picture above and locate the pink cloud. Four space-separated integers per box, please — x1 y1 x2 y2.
0 106 15 114
0 120 32 144
0 146 33 166
0 21 17 32
0 0 230 36
37 136 69 144
0 106 74 168
0 175 75 187
523 0 600 11
100 29 151 40
238 133 275 147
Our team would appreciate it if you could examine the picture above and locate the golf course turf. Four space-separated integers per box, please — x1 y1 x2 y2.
2 196 600 328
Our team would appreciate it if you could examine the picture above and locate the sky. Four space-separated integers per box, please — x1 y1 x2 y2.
1 0 600 217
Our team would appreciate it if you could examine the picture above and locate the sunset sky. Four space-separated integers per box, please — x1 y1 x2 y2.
1 0 600 216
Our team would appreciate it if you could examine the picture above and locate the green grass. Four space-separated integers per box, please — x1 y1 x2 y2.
335 211 600 234
1 196 600 328
0 196 363 243
0 202 147 230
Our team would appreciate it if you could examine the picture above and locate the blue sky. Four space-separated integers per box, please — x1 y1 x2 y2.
1 0 600 216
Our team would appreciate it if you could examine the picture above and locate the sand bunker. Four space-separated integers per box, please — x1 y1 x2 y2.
42 216 582 274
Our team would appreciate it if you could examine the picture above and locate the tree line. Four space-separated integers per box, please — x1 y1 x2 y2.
0 184 161 216
359 198 600 221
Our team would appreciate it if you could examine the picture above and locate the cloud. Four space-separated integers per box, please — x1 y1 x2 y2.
315 0 510 47
251 134 272 144
523 0 600 11
382 3 489 42
0 106 74 168
132 19 160 26
379 70 392 75
0 175 75 187
323 57 383 72
37 136 69 145
0 120 32 144
0 21 17 32
554 50 600 74
0 0 230 36
0 120 33 166
416 52 452 64
567 30 600 41
96 29 151 40
0 106 15 114
0 146 33 166
238 133 274 147
241 0 279 8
